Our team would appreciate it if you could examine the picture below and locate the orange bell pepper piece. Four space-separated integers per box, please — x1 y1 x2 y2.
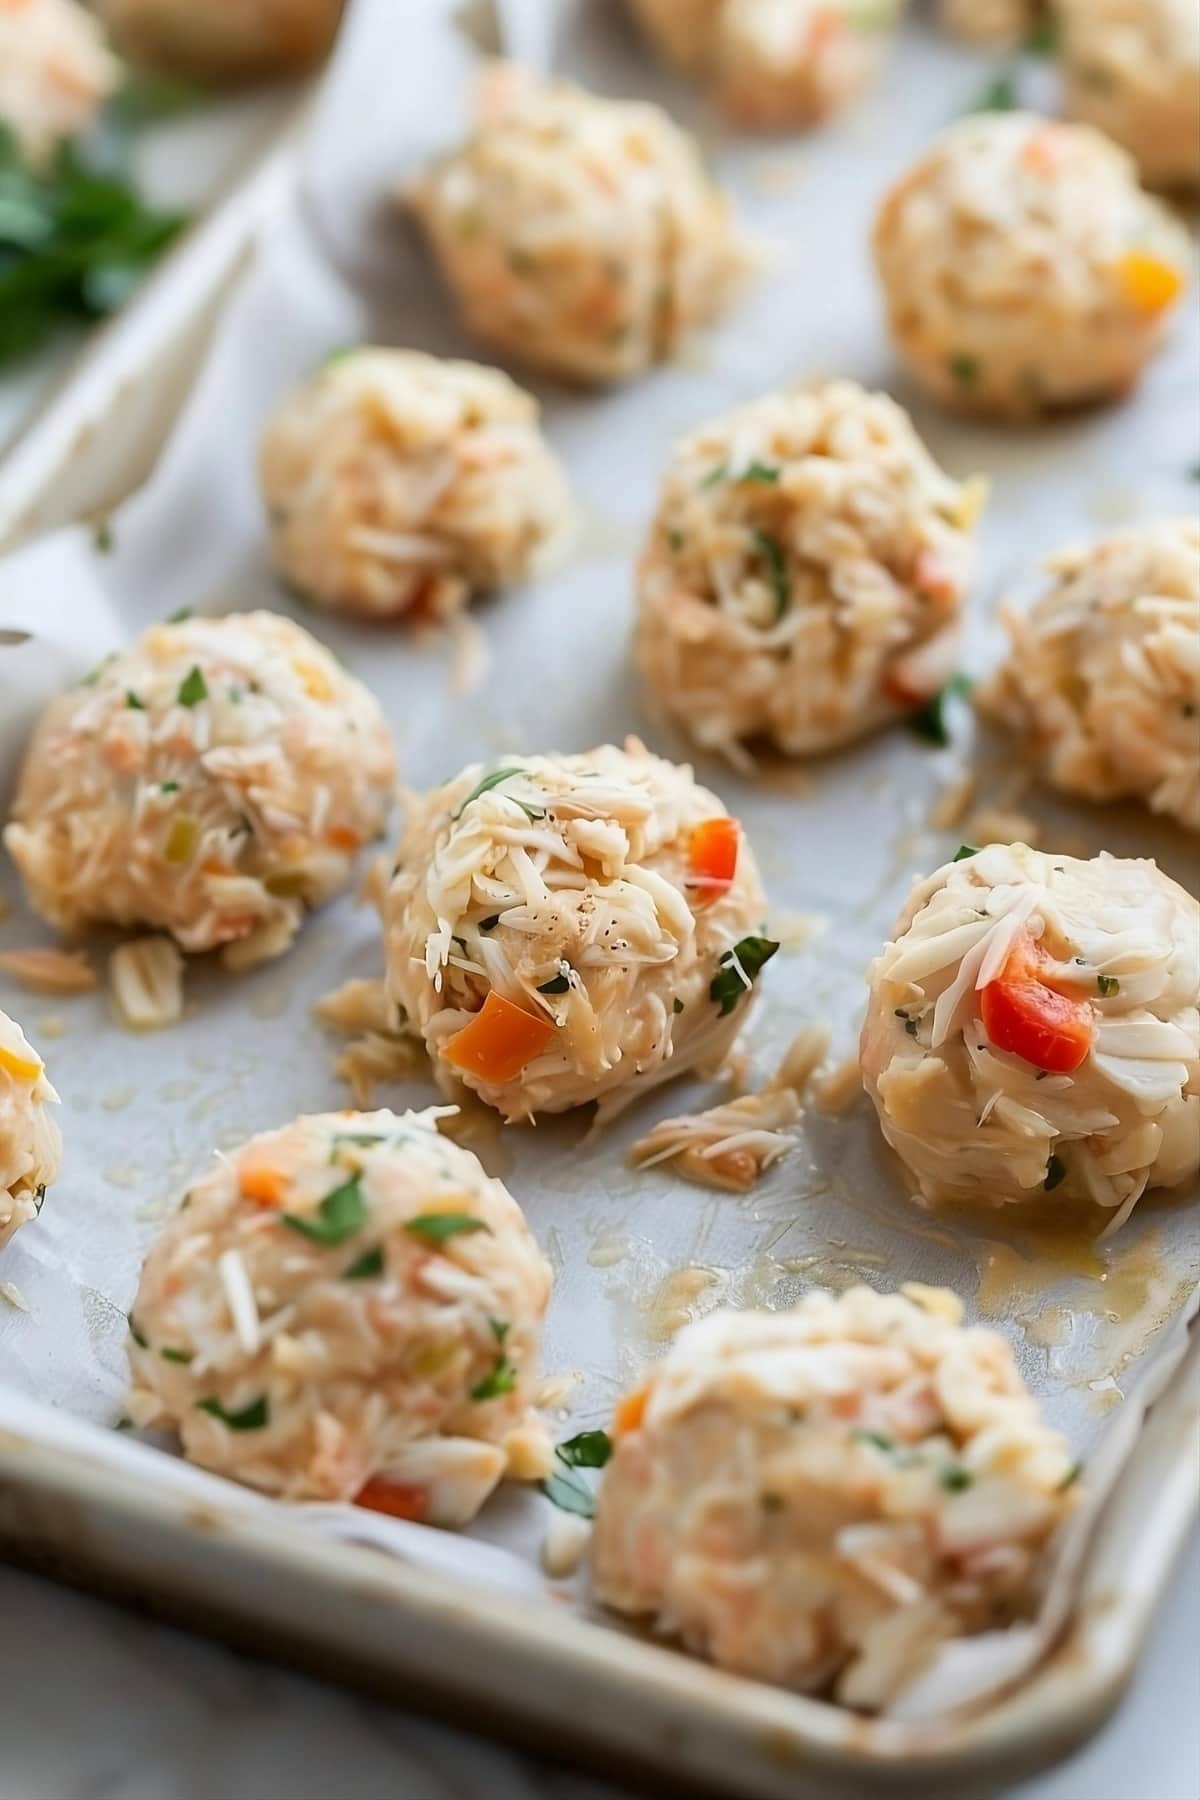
614 1384 649 1436
980 933 1094 1074
442 991 555 1084
239 1155 288 1208
355 1477 429 1522
1115 250 1185 315
688 817 740 901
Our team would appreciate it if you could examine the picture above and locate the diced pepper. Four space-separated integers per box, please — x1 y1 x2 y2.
326 825 361 853
442 991 555 1085
239 1156 288 1208
688 817 740 900
0 1043 42 1083
354 1477 428 1522
980 934 1094 1074
1115 250 1185 315
294 659 333 701
614 1384 649 1436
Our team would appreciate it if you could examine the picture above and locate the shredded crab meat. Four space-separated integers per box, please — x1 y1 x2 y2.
936 0 1039 44
0 947 97 995
127 1107 552 1513
981 520 1200 833
0 0 118 165
628 0 904 129
405 62 750 384
635 381 983 760
860 842 1200 1226
592 1284 1080 1709
383 740 772 1122
259 349 572 623
98 0 344 81
0 1007 61 1251
4 611 396 960
872 112 1190 419
1059 0 1200 191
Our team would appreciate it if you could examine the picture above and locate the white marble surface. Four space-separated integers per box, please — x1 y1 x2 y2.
1 1533 1196 1800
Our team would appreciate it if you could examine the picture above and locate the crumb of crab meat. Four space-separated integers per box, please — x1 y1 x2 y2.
0 1008 61 1251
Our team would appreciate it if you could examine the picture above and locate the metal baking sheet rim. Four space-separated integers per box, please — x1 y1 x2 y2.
0 177 1197 1800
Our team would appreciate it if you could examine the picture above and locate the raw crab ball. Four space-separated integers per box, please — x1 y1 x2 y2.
406 63 749 385
635 380 984 760
0 0 119 165
592 1284 1079 1708
4 611 395 964
1059 0 1200 191
383 741 773 1123
127 1108 553 1519
980 520 1200 832
259 350 571 623
98 0 343 81
627 0 903 129
860 843 1200 1233
872 113 1191 419
936 0 1039 45
0 1010 61 1252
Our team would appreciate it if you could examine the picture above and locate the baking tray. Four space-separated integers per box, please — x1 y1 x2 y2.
0 2 1197 1794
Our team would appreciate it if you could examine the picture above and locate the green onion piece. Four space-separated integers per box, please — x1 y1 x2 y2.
700 461 728 488
751 529 790 620
176 665 208 707
125 691 145 710
128 1315 147 1348
739 461 780 484
451 766 544 822
556 1429 613 1470
471 1357 518 1401
1097 975 1119 997
160 1346 193 1364
282 1171 367 1245
953 843 980 862
909 673 973 746
851 1429 894 1452
343 1246 385 1280
965 73 1019 116
488 1317 510 1343
941 1465 973 1491
1058 1460 1084 1490
165 606 193 624
404 1212 491 1245
949 352 981 385
710 935 780 1016
198 1395 269 1431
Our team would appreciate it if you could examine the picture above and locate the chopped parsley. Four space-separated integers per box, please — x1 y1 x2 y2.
125 691 145 710
488 1316 510 1343
710 934 780 1015
471 1357 518 1401
198 1395 269 1431
159 781 180 795
343 1245 385 1280
404 1211 491 1245
165 606 193 625
556 1429 613 1470
176 665 208 707
1058 1460 1084 1491
1097 975 1119 997
540 1430 613 1517
282 1170 367 1245
1044 1153 1067 1191
331 1131 390 1149
909 673 973 747
953 843 980 862
965 72 1020 116
700 461 728 488
949 352 981 385
851 1429 894 1453
941 1465 973 1492
739 461 780 484
127 1315 147 1348
160 1346 193 1364
537 971 570 995
751 528 790 619
451 766 544 822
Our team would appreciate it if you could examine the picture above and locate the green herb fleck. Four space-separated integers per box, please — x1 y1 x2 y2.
159 781 180 795
739 461 780 484
282 1171 367 1245
452 766 544 822
851 1429 894 1453
1025 17 1058 54
176 665 208 707
197 1395 269 1431
556 1429 613 1470
700 461 728 488
125 690 145 710
751 528 790 619
489 1316 510 1343
161 1346 193 1364
331 1131 390 1149
471 1357 518 1401
949 352 981 385
344 1245 385 1280
1097 975 1119 997
128 1315 147 1348
710 934 780 1016
941 1465 973 1492
910 673 973 746
953 843 980 862
1044 1153 1067 1191
92 520 114 553
965 72 1019 115
404 1211 491 1246
165 606 192 624
1058 1459 1083 1490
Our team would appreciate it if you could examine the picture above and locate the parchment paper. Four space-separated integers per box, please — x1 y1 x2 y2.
0 0 1197 1722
